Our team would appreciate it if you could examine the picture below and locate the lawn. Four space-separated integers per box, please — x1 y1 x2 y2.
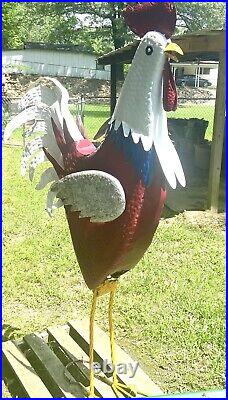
69 103 215 141
6 103 214 146
3 145 225 396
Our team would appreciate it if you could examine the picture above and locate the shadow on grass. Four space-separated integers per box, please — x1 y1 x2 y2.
85 110 110 119
2 323 21 342
162 206 180 219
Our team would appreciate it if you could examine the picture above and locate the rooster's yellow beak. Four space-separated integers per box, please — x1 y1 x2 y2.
164 42 183 62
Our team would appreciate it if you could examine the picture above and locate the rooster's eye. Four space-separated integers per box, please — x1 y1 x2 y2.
145 45 153 56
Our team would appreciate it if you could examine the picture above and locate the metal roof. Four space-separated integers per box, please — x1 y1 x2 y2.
5 42 97 56
98 30 225 65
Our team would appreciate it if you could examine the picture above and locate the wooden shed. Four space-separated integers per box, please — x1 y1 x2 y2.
97 30 225 212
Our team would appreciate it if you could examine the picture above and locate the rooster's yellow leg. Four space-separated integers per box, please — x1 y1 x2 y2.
88 286 98 397
88 279 137 398
88 279 118 397
108 285 137 398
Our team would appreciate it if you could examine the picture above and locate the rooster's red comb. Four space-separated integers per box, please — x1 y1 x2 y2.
123 2 176 39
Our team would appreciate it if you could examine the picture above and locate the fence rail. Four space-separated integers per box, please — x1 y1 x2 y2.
3 95 215 144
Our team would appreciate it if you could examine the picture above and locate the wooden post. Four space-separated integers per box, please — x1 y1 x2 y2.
110 63 117 115
80 94 84 123
207 51 226 212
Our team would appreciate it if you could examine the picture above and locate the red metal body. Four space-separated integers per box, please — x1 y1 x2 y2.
46 129 166 290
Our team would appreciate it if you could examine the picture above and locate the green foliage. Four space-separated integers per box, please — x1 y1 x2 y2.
2 2 132 53
2 2 226 53
2 3 26 49
176 2 226 32
68 103 215 141
2 2 81 49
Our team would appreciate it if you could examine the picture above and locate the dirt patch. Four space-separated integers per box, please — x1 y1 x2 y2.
161 210 225 233
183 210 225 231
3 73 111 99
177 86 216 104
3 73 216 103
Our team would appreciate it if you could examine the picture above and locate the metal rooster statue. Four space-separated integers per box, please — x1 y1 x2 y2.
4 2 185 397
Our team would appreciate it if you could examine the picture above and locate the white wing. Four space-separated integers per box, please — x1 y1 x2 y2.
154 110 186 189
47 170 126 222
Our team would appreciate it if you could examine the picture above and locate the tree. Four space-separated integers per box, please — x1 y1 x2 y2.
175 2 226 33
3 2 226 53
57 2 134 78
72 3 132 50
2 2 134 54
2 3 27 49
2 2 82 50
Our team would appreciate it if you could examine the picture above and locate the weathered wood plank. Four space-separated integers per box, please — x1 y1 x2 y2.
98 31 225 65
24 333 85 398
3 340 52 398
68 319 163 397
174 31 225 54
48 325 117 398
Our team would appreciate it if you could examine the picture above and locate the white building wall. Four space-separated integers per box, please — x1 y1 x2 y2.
183 65 196 75
201 68 218 87
2 49 110 80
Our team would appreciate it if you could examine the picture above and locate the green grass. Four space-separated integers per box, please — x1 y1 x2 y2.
169 104 215 141
3 146 225 396
69 103 215 140
6 103 214 146
70 103 110 139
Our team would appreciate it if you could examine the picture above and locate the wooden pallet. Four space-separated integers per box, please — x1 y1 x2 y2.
3 318 163 398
